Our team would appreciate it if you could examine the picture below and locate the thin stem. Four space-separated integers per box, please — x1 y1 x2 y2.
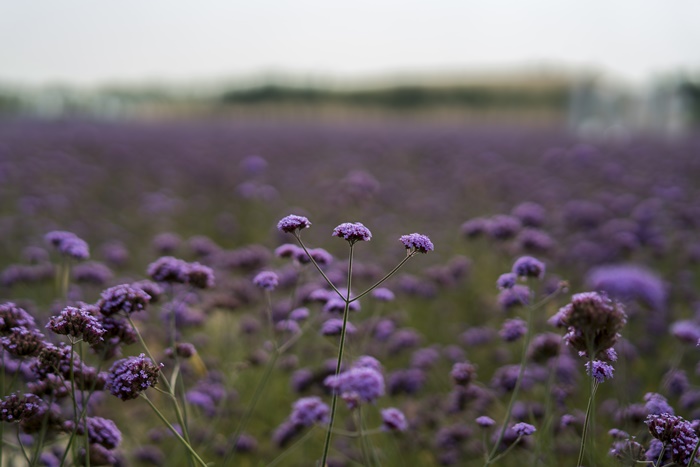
349 252 415 303
320 243 355 467
488 435 525 465
17 430 31 465
654 443 666 467
485 301 537 465
294 233 344 300
688 436 700 466
140 394 208 467
356 407 373 467
266 426 317 467
576 380 600 467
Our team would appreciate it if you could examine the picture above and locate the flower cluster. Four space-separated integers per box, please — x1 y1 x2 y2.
98 284 151 316
399 233 434 254
512 256 545 280
332 222 372 243
46 305 105 345
325 362 385 406
45 230 90 260
645 413 698 466
106 354 161 401
147 256 215 288
277 214 311 233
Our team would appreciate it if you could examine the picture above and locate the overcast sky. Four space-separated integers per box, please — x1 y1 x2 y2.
1 0 698 87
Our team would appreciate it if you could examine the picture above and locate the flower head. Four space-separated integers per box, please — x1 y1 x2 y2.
253 271 279 291
98 284 151 316
45 231 90 260
497 273 517 290
325 366 385 404
277 215 311 234
107 354 161 400
381 408 408 432
585 360 615 383
332 222 372 243
147 256 190 284
512 256 546 280
476 416 495 428
645 413 698 465
512 422 536 436
289 396 330 427
47 305 105 346
399 233 434 254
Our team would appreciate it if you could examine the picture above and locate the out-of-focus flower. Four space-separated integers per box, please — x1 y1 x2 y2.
290 396 330 427
253 271 279 291
98 284 151 316
325 366 385 404
512 256 545 280
476 416 495 428
451 361 477 386
512 422 536 436
147 256 190 284
320 318 356 336
381 408 408 432
45 231 90 260
500 318 527 342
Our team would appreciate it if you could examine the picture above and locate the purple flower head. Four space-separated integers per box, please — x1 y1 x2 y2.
1 327 46 357
85 416 122 449
497 284 532 310
276 319 301 334
308 248 333 266
644 393 674 415
585 264 666 311
585 360 615 383
253 271 279 291
72 261 113 285
152 233 181 254
277 215 311 234
411 347 441 369
497 273 517 290
323 297 360 313
289 307 310 321
47 305 105 346
187 262 215 289
381 408 408 432
671 320 700 345
98 284 151 316
461 218 489 238
321 318 357 336
325 366 385 404
45 231 90 260
107 354 160 401
131 280 163 303
451 361 477 386
289 396 330 427
512 202 546 227
353 355 383 372
371 287 395 301
332 222 372 243
512 422 536 437
512 256 546 280
0 303 36 333
388 368 426 395
476 416 495 428
500 318 527 342
516 228 555 253
274 244 302 259
399 233 434 254
487 215 522 240
645 413 698 465
147 256 190 284
0 393 45 423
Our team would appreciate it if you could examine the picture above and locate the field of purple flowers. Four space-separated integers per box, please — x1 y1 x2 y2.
1 119 700 466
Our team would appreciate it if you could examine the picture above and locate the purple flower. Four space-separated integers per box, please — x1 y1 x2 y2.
323 297 360 313
85 416 122 449
512 202 546 227
500 318 527 342
645 413 698 465
187 262 215 289
0 303 36 333
277 215 311 233
671 320 700 344
411 347 441 369
289 307 310 321
476 416 495 428
98 284 151 316
451 361 477 386
585 264 666 311
332 222 372 243
325 366 385 404
308 248 333 266
352 355 383 372
399 233 434 253
274 244 302 259
45 231 90 260
497 284 532 310
253 271 279 291
147 256 190 284
1 327 46 357
107 354 160 400
644 392 674 415
497 273 516 290
152 233 182 254
0 393 45 422
371 287 395 301
461 218 489 238
512 422 536 436
585 360 614 383
487 215 522 240
512 256 546 280
381 408 408 432
289 396 330 427
320 318 357 336
46 305 105 346
276 320 301 334
388 368 426 395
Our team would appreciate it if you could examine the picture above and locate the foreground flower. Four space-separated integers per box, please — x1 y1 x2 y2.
399 233 434 254
332 222 372 243
107 354 161 400
585 360 615 383
277 215 311 233
645 413 698 466
46 305 105 345
98 284 151 316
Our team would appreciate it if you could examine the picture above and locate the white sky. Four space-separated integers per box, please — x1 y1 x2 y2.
1 0 698 87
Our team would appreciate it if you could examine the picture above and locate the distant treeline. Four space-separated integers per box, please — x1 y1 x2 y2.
219 83 569 110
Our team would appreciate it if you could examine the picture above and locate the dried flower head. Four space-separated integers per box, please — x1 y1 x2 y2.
277 215 311 233
332 222 372 244
399 233 434 254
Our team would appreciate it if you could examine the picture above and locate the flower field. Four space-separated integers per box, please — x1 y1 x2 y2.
1 118 700 466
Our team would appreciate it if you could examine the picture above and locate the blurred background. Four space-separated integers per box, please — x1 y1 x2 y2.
1 0 699 137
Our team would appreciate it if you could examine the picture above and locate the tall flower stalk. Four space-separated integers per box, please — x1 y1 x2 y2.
276 215 433 465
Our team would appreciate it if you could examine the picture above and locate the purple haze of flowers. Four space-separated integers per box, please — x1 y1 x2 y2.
147 256 190 284
371 287 395 301
476 416 495 428
277 215 311 234
325 366 385 403
0 303 37 333
512 422 536 436
500 318 528 342
497 273 516 290
187 262 215 289
512 256 546 280
497 285 532 310
290 396 330 427
332 222 372 243
399 233 434 254
289 307 310 321
253 271 279 291
644 392 674 415
671 320 700 345
585 360 615 383
106 354 160 401
86 416 122 449
352 355 383 373
381 408 408 432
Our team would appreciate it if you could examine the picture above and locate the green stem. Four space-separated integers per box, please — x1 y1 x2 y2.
485 302 537 465
349 251 415 303
320 243 355 467
654 443 666 467
576 380 599 467
688 436 700 466
294 233 344 300
489 435 524 465
141 394 208 467
266 426 317 467
356 407 373 467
